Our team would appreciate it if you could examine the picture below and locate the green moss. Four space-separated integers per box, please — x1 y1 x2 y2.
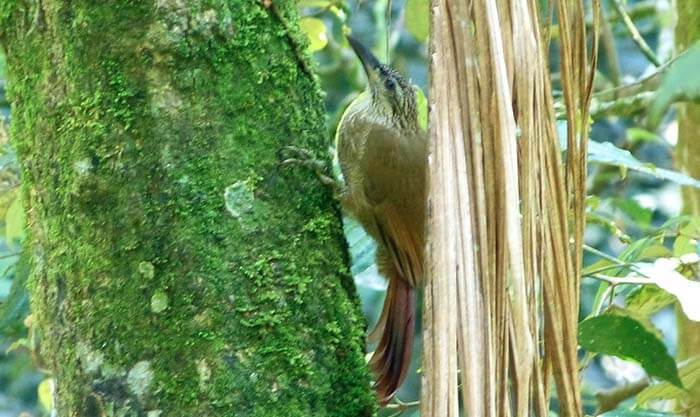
2 0 375 416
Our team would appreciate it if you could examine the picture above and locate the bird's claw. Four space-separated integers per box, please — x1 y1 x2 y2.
278 146 341 191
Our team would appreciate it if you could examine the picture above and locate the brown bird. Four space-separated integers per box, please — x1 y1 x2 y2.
336 36 427 404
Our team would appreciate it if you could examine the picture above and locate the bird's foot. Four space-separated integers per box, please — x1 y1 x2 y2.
278 146 342 193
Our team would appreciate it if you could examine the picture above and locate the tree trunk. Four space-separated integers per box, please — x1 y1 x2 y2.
675 0 700 414
0 1 375 416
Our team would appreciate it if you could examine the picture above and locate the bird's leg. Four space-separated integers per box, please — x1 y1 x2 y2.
278 145 345 196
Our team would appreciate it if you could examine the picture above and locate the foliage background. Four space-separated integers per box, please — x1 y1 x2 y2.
0 0 698 415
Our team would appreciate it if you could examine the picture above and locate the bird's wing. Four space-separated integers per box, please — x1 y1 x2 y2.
374 204 423 287
360 124 425 286
361 123 408 204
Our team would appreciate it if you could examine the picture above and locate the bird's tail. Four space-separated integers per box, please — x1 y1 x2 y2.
369 275 415 405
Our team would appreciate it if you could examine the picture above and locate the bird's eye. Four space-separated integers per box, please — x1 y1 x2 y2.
384 78 396 91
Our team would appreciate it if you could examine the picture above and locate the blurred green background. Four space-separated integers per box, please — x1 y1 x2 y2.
1 0 699 415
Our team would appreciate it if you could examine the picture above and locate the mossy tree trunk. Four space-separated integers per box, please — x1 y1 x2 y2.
0 1 375 416
675 0 700 414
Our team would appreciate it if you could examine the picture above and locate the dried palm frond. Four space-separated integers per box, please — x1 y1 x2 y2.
423 0 599 415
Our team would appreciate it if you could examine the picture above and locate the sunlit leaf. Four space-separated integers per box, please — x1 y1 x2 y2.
672 234 696 257
658 215 700 236
587 194 601 210
405 0 429 42
636 356 700 407
618 236 665 264
5 195 24 246
299 17 328 52
581 238 667 278
679 218 700 238
38 378 53 411
579 314 682 388
625 285 676 317
636 244 673 260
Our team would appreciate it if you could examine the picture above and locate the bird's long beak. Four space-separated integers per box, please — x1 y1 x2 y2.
346 35 381 77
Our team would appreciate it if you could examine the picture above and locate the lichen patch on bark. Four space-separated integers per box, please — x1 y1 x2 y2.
127 361 154 402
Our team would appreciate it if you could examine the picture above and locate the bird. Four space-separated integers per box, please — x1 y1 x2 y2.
335 35 428 404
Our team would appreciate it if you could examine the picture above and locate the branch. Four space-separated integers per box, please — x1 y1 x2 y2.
610 0 660 66
583 262 638 276
599 4 621 86
582 52 683 119
0 251 21 260
596 378 650 413
582 244 649 277
547 1 657 41
583 244 628 267
586 273 654 286
384 398 420 415
588 91 654 119
594 54 679 101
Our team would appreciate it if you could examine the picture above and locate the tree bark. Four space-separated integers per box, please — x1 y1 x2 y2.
0 1 375 416
675 0 700 414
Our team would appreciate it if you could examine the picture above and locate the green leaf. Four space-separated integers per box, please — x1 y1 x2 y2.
587 195 601 210
297 0 332 9
625 285 676 317
598 411 680 417
343 217 387 292
618 236 666 264
648 41 700 128
672 234 696 257
636 356 700 407
581 238 668 279
0 187 17 221
658 215 700 235
5 195 25 246
679 219 700 238
299 17 328 52
578 314 682 388
611 198 653 229
635 244 673 260
607 305 663 340
405 0 429 42
625 127 661 145
344 217 376 276
0 254 30 340
588 140 700 188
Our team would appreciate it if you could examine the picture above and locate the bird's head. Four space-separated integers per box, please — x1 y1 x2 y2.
347 35 418 129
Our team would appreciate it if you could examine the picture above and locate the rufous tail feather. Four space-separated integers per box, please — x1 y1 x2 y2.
368 275 415 405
